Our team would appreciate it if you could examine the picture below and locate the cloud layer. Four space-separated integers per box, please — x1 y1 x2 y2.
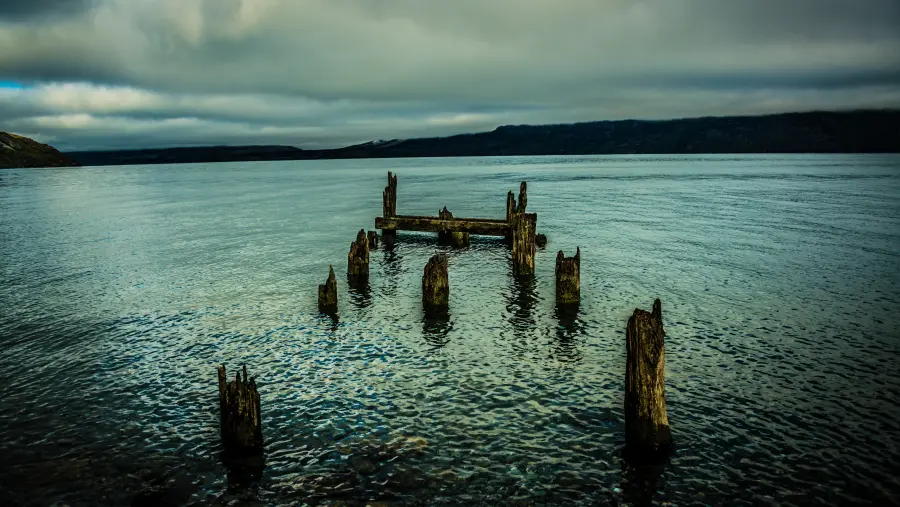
1 0 899 150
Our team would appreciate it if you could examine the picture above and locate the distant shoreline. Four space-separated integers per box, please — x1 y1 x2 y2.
64 109 900 167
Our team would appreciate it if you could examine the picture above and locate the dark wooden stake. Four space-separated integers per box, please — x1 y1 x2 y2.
422 254 449 309
516 182 527 214
555 248 580 305
625 299 672 455
437 207 470 248
536 234 548 248
506 191 517 223
511 212 537 276
382 171 398 248
217 364 262 454
347 229 369 278
317 264 338 313
367 230 379 250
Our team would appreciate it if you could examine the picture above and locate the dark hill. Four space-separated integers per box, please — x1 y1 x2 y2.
0 132 79 169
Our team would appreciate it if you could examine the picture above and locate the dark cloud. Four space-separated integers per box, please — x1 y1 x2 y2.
0 0 91 21
0 0 898 150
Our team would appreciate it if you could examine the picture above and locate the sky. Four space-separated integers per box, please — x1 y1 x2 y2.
1 0 899 151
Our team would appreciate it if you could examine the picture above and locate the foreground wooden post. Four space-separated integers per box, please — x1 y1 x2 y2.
511 212 536 276
437 207 470 248
347 229 369 278
217 364 262 453
367 230 379 250
382 172 398 248
422 254 449 309
625 299 672 456
555 248 580 305
317 265 338 313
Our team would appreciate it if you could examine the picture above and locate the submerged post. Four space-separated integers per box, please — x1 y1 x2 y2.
422 254 449 309
317 265 338 313
367 230 379 250
555 248 580 305
217 364 263 453
625 299 672 456
437 207 470 248
511 212 536 276
348 229 370 278
382 172 398 248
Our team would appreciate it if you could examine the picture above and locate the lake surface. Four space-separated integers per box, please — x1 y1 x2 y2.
1 155 899 506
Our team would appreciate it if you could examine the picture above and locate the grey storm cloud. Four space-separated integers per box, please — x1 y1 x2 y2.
0 0 899 150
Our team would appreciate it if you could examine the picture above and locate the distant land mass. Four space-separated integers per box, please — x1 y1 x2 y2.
17 110 900 168
0 132 79 169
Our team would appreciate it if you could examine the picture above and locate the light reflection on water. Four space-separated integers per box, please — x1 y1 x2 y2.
1 154 899 505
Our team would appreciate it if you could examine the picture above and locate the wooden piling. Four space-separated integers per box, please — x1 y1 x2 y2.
536 234 548 248
506 191 516 223
348 229 370 278
382 172 398 248
217 364 262 453
516 182 527 214
317 264 338 313
555 248 580 305
511 212 537 276
437 207 470 248
422 254 449 309
367 230 379 250
625 299 672 455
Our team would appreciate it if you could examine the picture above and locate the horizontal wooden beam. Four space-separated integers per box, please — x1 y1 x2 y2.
376 215 510 236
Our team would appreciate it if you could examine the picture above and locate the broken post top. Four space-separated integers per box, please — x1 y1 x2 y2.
216 364 263 453
516 182 527 214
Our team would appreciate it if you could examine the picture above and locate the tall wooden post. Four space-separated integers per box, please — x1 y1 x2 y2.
217 364 263 454
555 248 580 305
516 182 527 214
422 254 449 309
347 229 369 278
317 265 338 313
511 212 536 276
506 191 516 223
382 172 398 248
625 299 672 455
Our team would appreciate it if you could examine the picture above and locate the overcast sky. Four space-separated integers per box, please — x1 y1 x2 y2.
1 0 899 151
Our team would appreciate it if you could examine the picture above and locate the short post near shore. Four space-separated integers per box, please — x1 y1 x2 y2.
625 299 672 456
555 248 581 305
217 364 263 454
422 254 449 309
348 229 370 278
317 265 338 313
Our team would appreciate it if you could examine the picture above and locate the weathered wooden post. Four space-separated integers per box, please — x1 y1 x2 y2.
437 207 470 248
348 229 369 278
217 364 263 453
516 182 527 214
367 230 379 250
422 254 449 309
536 234 548 248
555 248 580 305
382 172 398 248
506 191 516 222
511 212 537 276
625 299 672 456
317 264 338 313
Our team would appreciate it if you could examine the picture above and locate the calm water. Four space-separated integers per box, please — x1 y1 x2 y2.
1 155 899 506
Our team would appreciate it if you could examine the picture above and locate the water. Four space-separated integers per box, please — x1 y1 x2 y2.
1 155 899 506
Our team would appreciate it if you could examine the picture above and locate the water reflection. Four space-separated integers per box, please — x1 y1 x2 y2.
422 307 452 347
347 274 373 310
317 311 340 332
505 270 537 333
553 303 584 362
618 456 667 507
380 248 404 299
221 451 266 494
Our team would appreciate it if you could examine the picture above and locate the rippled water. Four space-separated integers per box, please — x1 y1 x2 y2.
1 155 899 506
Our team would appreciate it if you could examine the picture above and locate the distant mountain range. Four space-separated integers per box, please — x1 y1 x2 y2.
0 132 79 169
4 110 898 169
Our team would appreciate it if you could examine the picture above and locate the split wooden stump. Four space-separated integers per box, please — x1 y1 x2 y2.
625 299 673 456
317 264 338 313
217 364 263 454
422 254 449 309
555 248 581 305
348 229 370 278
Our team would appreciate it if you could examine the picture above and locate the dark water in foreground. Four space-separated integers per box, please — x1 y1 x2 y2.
1 155 899 506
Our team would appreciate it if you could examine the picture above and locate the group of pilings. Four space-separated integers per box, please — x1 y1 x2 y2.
216 297 672 460
218 171 672 461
